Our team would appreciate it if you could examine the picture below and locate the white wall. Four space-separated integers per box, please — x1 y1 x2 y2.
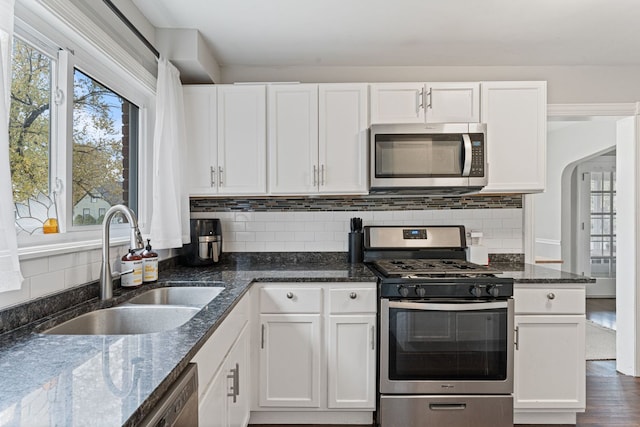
193 209 523 254
533 120 617 268
221 65 640 104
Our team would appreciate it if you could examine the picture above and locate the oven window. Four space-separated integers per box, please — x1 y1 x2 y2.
388 304 508 381
375 134 463 177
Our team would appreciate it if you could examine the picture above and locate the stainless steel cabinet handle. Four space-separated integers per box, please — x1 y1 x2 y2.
515 326 520 350
286 292 294 299
218 166 223 185
320 164 325 186
227 363 239 403
547 292 556 300
370 325 375 350
210 166 216 187
417 88 425 111
426 88 433 109
313 165 317 186
261 324 265 349
349 292 357 299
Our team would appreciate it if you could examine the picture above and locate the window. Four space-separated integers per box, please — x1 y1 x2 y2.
9 23 148 243
72 69 138 227
589 171 616 278
9 37 53 206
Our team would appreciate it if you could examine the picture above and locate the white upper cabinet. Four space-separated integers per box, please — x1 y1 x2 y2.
183 84 267 196
370 82 480 124
480 81 547 193
268 84 319 194
318 84 369 194
268 83 369 195
216 85 267 195
183 85 217 195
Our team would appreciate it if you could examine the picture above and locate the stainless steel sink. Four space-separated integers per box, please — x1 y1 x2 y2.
125 286 224 307
43 305 200 335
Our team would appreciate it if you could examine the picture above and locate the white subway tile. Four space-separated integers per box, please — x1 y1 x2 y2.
274 231 295 241
234 212 255 222
284 242 305 251
246 221 266 232
48 253 75 271
20 258 49 278
224 241 246 252
65 264 95 289
255 232 276 242
294 231 315 241
0 281 31 309
264 241 287 251
245 241 266 251
373 211 394 221
304 222 325 232
285 222 306 232
265 221 286 232
31 270 65 298
313 211 334 221
314 231 334 242
306 241 341 251
235 232 256 242
227 222 246 232
324 222 344 232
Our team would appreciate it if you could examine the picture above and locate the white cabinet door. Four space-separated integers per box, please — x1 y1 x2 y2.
183 86 217 195
227 325 250 427
217 85 267 195
259 314 321 407
370 82 425 124
267 84 319 194
426 82 480 123
318 84 369 194
199 362 228 427
514 315 586 410
327 315 376 409
480 81 547 193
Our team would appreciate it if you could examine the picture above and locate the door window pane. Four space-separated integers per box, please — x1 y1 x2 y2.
72 69 138 226
589 170 616 278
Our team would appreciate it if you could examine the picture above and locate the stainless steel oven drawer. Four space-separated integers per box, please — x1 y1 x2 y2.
379 394 513 427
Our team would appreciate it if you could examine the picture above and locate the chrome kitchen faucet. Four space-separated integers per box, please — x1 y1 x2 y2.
99 204 145 300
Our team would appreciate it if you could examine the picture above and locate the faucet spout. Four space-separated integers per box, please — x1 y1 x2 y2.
100 204 144 300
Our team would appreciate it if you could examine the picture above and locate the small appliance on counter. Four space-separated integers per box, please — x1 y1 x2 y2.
465 230 489 265
181 218 223 266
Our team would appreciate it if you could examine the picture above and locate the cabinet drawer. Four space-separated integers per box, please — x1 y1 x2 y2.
514 288 585 314
329 288 376 314
260 287 322 313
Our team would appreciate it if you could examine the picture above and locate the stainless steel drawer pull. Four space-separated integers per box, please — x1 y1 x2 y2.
227 363 239 403
210 166 216 186
547 292 556 300
370 325 375 350
286 292 294 299
261 324 265 349
429 403 466 411
349 292 357 299
515 326 520 350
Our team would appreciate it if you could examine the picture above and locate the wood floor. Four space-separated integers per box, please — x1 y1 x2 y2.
252 299 640 426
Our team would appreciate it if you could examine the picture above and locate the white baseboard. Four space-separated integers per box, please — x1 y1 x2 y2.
514 410 578 424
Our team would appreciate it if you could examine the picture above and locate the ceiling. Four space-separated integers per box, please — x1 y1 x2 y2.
132 0 640 68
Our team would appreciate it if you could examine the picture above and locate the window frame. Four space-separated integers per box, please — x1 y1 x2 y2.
12 11 155 253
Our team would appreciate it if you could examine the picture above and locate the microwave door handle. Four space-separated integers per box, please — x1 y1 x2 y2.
462 134 472 177
388 301 507 311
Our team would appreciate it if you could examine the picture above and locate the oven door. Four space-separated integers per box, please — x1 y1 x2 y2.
380 298 513 395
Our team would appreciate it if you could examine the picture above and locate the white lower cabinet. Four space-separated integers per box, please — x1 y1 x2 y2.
327 315 376 409
250 282 377 425
259 314 322 407
192 293 250 427
513 284 586 425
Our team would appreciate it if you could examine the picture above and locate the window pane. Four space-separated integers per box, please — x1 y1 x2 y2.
9 38 52 204
590 217 603 235
72 69 138 226
590 194 602 213
590 172 602 191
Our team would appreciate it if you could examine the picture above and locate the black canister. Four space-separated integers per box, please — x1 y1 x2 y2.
348 231 364 263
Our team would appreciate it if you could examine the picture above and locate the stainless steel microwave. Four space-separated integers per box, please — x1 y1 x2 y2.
370 123 487 194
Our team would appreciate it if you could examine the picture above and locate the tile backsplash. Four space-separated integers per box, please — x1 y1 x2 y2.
192 209 523 253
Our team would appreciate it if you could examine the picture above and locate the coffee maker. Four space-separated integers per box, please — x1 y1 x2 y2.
181 218 223 266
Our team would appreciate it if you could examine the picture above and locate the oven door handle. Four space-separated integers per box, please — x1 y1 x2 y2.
388 300 508 311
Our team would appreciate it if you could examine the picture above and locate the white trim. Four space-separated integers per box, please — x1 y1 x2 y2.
535 238 561 246
548 103 636 117
523 195 535 264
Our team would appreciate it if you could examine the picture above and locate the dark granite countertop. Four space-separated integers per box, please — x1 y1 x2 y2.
492 262 596 284
0 255 375 427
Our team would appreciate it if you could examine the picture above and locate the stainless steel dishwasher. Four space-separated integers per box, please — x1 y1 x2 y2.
139 363 198 427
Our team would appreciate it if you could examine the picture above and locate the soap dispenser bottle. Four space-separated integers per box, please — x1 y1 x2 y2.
141 239 159 283
121 249 143 287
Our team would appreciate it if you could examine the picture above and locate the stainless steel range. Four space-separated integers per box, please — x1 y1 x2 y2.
364 225 514 427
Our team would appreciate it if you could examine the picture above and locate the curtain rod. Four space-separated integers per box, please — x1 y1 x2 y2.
102 0 160 59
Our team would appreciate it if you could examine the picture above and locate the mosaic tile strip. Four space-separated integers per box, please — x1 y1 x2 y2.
191 194 523 212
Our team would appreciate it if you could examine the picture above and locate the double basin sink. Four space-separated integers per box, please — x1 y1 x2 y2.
43 286 224 335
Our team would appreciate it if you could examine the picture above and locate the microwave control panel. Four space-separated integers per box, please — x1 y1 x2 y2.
469 135 485 177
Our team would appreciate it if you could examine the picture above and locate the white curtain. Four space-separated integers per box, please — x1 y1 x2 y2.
0 0 22 291
149 57 190 249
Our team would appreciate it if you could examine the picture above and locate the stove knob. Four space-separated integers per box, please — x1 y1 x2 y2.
398 285 410 298
415 286 427 298
487 285 500 298
469 285 483 298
